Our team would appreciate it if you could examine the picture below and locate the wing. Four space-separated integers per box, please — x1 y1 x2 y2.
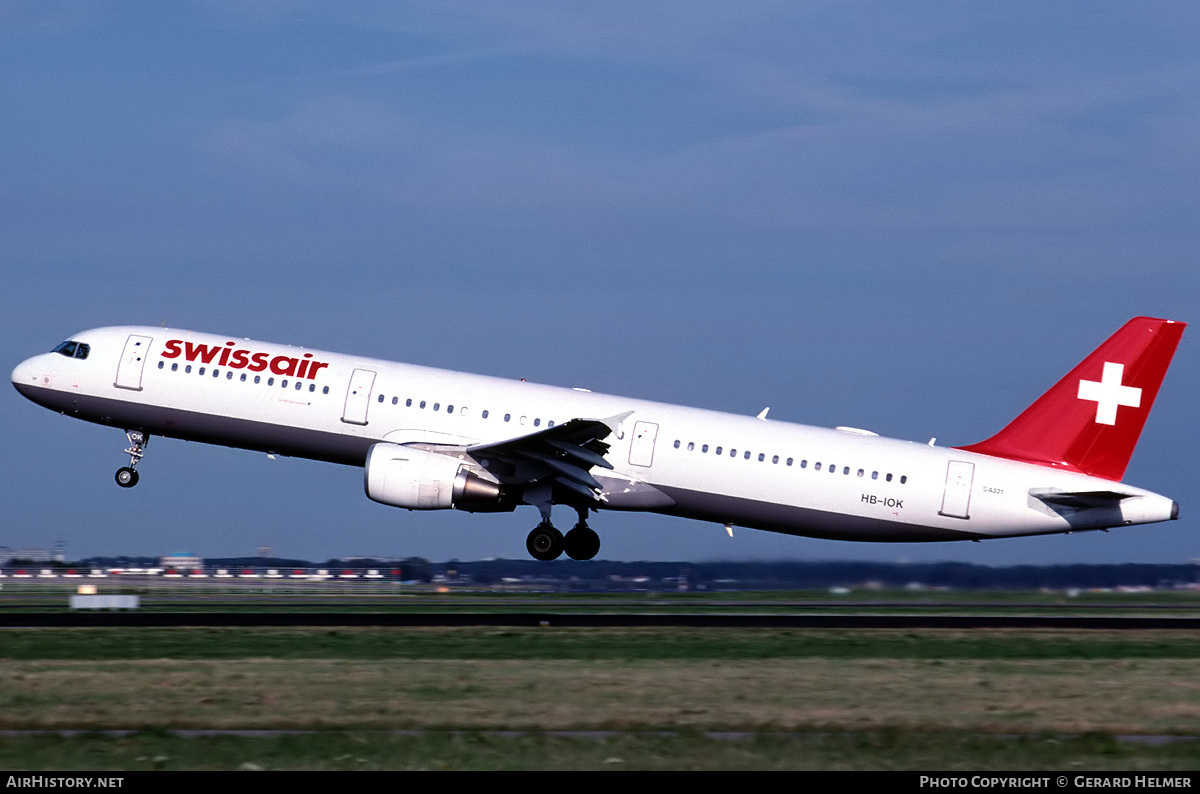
464 411 631 504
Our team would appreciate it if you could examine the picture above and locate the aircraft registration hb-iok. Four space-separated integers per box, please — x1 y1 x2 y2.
11 317 1185 560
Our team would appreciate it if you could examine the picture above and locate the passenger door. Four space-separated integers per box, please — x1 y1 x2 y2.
114 334 153 391
939 460 975 519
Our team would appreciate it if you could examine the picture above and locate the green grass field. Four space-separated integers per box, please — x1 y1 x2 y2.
0 626 1198 770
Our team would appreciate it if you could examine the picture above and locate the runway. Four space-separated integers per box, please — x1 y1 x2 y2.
4 611 1200 628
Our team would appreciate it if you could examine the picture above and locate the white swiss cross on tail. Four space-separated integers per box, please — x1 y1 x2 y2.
1077 361 1141 426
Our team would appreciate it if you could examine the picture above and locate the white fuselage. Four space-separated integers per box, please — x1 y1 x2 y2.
11 326 1178 544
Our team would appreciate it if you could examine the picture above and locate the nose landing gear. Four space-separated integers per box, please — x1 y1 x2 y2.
115 430 148 488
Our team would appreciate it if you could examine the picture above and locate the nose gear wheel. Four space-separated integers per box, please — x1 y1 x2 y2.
116 430 148 488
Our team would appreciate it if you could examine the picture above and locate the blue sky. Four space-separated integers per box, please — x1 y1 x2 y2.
3 2 1198 565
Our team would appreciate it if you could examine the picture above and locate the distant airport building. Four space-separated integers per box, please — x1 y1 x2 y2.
160 552 203 572
0 543 65 564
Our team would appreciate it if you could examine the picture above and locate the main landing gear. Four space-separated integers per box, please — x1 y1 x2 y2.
115 430 147 488
525 507 601 561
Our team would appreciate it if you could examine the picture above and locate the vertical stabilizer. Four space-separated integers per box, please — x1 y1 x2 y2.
956 317 1185 481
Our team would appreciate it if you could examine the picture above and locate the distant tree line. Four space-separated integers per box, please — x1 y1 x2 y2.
445 559 1200 590
61 556 1199 590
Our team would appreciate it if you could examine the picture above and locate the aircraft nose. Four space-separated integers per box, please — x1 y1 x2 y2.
12 354 49 397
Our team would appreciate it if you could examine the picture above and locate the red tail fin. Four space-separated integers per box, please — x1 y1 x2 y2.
956 317 1185 481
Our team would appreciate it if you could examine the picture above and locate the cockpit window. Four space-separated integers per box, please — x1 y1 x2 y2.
52 341 90 359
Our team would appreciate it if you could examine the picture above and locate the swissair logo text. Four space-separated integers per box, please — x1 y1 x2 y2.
1077 361 1141 426
161 340 330 380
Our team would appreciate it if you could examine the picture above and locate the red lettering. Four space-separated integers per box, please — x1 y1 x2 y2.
160 338 329 380
185 342 221 364
270 355 298 376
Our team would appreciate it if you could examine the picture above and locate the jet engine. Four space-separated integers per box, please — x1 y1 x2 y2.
364 443 512 512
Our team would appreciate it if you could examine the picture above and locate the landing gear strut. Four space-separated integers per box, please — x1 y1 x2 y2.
116 430 147 488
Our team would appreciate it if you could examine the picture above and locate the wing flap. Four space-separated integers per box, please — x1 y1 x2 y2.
545 438 615 470
513 450 606 492
465 412 629 503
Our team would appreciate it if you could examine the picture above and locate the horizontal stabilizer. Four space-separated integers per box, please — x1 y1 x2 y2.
1029 489 1135 509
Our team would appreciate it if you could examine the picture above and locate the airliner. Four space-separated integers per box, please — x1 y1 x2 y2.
11 317 1185 560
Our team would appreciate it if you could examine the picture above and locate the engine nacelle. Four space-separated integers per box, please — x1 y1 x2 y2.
364 443 509 512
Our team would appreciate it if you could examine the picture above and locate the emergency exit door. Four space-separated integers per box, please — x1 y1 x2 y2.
628 420 659 467
341 368 377 425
